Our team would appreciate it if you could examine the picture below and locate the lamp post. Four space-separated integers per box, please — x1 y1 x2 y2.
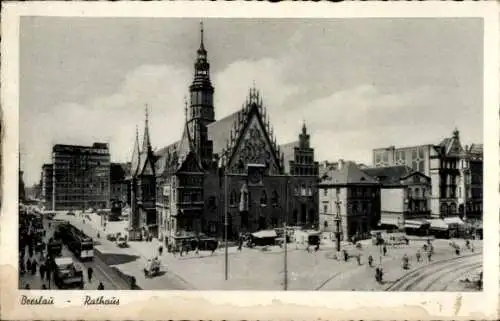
334 200 342 252
224 170 229 281
283 175 290 291
461 157 470 222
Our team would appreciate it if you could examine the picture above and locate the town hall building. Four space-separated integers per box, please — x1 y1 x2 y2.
127 24 319 243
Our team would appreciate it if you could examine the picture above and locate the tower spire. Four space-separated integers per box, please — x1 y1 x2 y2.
302 118 307 134
142 104 152 153
200 21 205 51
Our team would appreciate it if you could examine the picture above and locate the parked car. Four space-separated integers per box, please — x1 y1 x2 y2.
116 236 128 248
107 233 117 242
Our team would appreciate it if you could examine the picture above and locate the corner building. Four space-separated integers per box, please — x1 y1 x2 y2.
127 25 319 243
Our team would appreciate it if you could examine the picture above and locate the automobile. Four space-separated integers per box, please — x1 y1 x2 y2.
53 257 84 289
143 257 161 278
116 236 128 248
107 233 117 242
66 211 75 216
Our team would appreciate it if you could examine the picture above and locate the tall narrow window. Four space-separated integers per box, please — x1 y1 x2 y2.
260 190 268 206
271 190 279 205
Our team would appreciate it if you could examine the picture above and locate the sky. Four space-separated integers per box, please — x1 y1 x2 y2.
20 17 483 186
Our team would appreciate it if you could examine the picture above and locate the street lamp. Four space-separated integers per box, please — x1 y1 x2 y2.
283 175 290 291
461 156 470 222
333 200 342 252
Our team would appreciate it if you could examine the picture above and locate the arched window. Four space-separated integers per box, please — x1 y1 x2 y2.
415 188 420 198
301 184 306 196
260 190 268 206
324 221 328 228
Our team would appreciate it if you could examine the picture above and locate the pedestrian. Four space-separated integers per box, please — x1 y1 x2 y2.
427 250 432 262
31 260 37 275
46 269 51 283
368 255 373 267
343 249 348 262
237 238 243 251
383 245 387 256
87 267 93 283
315 244 320 252
356 254 361 266
24 283 30 290
97 282 104 290
471 243 475 253
455 247 460 256
159 245 163 256
416 250 421 262
42 284 47 290
39 263 45 280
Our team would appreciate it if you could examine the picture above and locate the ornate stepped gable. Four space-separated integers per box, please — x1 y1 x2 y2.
214 86 283 174
153 86 285 176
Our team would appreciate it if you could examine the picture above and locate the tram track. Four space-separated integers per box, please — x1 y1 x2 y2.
386 253 481 291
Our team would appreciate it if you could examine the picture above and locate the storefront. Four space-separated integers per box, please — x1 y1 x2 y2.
427 219 450 238
404 219 430 236
444 216 465 238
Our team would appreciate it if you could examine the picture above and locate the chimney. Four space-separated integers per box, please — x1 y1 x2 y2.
338 159 345 170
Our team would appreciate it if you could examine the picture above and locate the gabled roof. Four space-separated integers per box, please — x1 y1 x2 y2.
154 141 180 177
207 111 240 156
320 161 378 185
362 166 416 186
130 128 141 177
176 122 203 172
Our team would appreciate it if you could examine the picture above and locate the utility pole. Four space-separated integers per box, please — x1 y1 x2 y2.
224 170 229 280
284 176 289 291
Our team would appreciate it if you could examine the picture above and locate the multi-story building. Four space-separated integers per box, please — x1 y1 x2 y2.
128 24 319 244
373 145 433 177
41 163 53 209
110 162 130 206
318 160 380 240
372 129 483 221
362 166 431 233
51 143 110 211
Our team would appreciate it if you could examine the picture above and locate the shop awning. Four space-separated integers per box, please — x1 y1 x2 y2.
404 219 430 229
427 219 449 231
379 217 400 227
444 217 465 226
252 230 278 238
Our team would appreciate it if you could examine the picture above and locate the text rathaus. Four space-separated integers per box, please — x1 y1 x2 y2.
127 24 320 243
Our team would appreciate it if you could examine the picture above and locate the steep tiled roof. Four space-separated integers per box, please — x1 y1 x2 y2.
280 141 298 174
362 166 415 186
154 141 180 176
207 111 240 156
321 161 378 185
468 143 483 155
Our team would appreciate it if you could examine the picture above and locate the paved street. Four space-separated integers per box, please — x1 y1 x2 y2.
59 211 482 291
62 212 193 290
19 217 129 290
385 253 482 291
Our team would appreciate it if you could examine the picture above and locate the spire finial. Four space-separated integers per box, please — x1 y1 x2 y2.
184 95 188 119
302 118 307 134
199 21 205 51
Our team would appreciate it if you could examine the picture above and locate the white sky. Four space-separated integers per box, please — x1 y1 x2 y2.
20 17 483 186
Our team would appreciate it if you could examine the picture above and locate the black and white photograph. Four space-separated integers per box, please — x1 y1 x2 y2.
2 2 499 320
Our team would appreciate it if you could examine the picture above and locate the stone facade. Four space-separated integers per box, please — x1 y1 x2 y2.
127 24 319 244
318 160 380 240
372 129 483 221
